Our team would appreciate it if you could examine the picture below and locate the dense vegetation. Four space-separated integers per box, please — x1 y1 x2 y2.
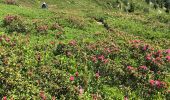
0 0 170 99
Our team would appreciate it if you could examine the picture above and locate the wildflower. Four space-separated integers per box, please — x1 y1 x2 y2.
124 96 128 100
75 72 79 77
69 40 76 46
146 54 151 60
166 49 170 54
103 59 109 64
155 80 161 88
52 96 56 100
70 76 74 81
104 48 111 53
5 37 10 42
127 66 134 70
95 72 100 79
98 55 105 61
139 66 148 70
143 45 149 51
166 56 170 62
3 96 7 100
131 40 140 43
155 57 161 62
149 80 155 86
155 50 162 57
79 87 84 96
91 56 97 63
39 91 46 100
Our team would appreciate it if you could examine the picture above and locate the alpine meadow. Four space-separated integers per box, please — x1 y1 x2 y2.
0 0 170 100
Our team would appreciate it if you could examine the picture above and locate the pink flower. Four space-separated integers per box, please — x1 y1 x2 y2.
155 80 161 88
95 72 100 79
155 57 161 61
66 51 72 56
127 66 134 70
131 40 140 43
166 56 170 62
39 91 46 100
5 37 10 42
69 40 76 46
149 80 155 86
75 72 79 77
146 55 151 60
124 96 128 100
166 49 170 54
157 50 162 54
52 96 56 100
104 48 111 53
79 87 84 95
139 66 148 70
155 50 162 57
103 59 109 64
98 55 105 61
70 76 74 81
3 96 7 100
143 45 149 51
91 56 97 63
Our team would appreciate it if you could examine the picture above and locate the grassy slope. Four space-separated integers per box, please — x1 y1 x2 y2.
0 0 170 99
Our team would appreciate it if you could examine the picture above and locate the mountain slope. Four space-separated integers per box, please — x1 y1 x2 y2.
0 0 170 99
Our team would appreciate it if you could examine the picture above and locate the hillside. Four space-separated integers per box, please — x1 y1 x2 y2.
0 0 170 99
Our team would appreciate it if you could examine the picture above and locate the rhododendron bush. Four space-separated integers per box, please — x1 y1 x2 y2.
0 3 169 99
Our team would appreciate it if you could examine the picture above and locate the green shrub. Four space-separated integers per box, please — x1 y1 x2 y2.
5 0 17 5
3 15 30 33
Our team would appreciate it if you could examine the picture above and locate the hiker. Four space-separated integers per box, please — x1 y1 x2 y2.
41 2 48 9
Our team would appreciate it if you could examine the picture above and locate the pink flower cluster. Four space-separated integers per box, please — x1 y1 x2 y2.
166 49 170 54
139 66 148 70
4 15 17 25
145 50 164 66
3 96 7 100
149 80 167 89
91 55 109 64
